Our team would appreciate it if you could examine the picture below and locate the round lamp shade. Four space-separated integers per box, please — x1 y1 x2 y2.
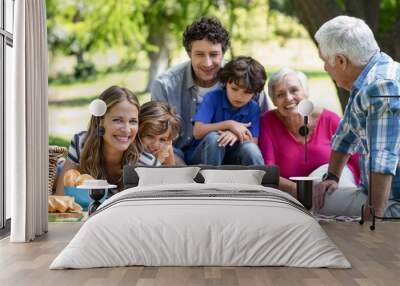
89 99 107 117
297 99 314 116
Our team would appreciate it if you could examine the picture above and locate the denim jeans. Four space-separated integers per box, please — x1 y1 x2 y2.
188 131 264 166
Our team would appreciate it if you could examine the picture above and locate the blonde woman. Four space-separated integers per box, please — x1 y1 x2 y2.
139 101 181 165
56 85 159 196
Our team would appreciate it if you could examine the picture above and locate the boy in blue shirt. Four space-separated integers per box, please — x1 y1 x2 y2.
187 56 266 165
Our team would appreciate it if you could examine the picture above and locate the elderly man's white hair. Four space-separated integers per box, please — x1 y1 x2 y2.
315 15 379 66
268 68 309 99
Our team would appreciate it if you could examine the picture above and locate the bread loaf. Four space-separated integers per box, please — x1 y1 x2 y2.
63 169 81 187
75 174 94 186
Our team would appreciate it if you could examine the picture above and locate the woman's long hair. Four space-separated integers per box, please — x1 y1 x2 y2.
79 86 142 185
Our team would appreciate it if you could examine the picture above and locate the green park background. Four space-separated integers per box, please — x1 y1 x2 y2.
47 0 400 147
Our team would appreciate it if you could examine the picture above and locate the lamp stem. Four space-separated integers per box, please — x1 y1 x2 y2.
304 116 308 162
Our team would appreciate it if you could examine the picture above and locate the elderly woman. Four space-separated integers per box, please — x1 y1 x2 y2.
259 68 360 196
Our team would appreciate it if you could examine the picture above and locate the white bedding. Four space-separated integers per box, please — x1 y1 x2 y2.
50 183 351 269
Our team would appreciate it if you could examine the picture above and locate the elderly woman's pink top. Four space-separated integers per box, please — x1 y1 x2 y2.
259 109 360 184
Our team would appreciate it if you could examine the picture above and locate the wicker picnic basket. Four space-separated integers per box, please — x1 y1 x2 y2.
48 146 67 195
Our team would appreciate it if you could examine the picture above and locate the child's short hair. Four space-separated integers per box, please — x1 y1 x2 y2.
218 56 267 94
139 101 181 141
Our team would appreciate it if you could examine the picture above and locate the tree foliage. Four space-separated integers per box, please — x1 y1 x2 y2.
47 0 281 86
47 0 148 77
50 0 390 104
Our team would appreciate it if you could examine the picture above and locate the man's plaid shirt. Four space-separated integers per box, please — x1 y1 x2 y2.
332 52 400 198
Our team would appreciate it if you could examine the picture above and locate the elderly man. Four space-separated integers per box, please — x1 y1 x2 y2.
151 17 268 164
313 15 400 219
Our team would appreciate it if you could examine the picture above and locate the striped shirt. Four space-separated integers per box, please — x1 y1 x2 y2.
67 131 160 167
331 52 400 199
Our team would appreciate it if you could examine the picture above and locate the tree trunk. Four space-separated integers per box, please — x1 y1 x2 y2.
345 0 380 34
288 0 347 110
380 7 400 61
288 0 341 44
145 26 170 93
288 0 399 113
76 51 84 65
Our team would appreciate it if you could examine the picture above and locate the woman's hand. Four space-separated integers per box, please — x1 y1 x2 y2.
288 182 297 198
278 177 297 198
313 180 338 210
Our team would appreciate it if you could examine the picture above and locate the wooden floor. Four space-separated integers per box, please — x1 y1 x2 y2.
0 221 399 286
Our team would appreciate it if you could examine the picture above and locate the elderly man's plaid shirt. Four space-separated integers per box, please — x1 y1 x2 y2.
331 52 400 198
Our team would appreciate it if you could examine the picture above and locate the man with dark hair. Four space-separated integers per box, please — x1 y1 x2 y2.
151 17 268 164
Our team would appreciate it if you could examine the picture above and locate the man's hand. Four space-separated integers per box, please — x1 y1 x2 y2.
313 180 338 210
217 130 238 147
227 121 253 143
362 205 372 221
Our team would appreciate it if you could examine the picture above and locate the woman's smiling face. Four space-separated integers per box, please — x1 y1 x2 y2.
272 74 307 117
102 99 139 153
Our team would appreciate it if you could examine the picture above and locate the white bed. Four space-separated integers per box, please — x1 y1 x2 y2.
50 183 351 269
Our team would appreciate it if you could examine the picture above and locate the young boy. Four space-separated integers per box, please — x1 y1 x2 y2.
186 56 266 165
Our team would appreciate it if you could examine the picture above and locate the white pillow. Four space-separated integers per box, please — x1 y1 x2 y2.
136 167 200 186
200 169 265 185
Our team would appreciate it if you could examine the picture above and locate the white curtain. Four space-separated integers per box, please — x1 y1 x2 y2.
7 0 48 242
